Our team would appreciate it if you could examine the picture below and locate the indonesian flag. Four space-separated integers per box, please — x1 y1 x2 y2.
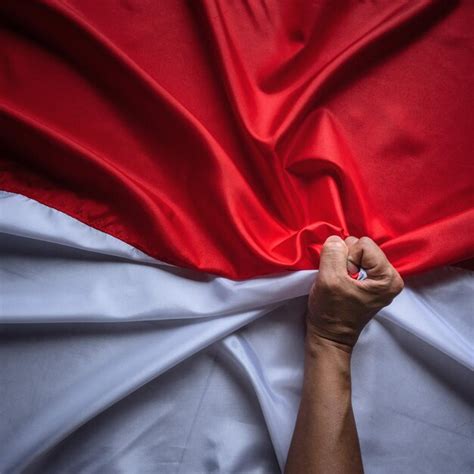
0 1 473 473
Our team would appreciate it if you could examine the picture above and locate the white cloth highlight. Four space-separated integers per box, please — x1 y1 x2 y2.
0 191 473 473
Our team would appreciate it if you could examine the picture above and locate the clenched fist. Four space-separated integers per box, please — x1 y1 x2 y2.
307 235 404 351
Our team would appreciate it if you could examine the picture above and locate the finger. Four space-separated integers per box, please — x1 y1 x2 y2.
344 236 359 274
319 235 348 277
347 260 360 275
345 236 358 247
347 236 391 276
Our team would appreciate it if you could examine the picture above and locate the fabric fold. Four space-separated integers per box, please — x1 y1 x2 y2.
1 191 473 473
1 0 472 278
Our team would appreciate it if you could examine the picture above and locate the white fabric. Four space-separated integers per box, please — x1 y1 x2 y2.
0 191 473 473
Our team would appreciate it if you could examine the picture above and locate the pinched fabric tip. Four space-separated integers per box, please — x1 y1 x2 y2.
349 268 368 281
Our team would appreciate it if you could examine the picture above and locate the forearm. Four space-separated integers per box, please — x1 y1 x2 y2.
285 334 363 474
286 235 402 473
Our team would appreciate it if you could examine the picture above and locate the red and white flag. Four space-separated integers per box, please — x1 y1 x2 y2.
1 1 473 472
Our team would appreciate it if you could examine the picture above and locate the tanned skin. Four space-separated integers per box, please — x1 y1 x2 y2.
285 235 404 474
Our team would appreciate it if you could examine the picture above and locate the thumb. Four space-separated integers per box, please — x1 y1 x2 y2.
319 235 348 277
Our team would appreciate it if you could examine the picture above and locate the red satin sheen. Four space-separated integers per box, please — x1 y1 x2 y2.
0 0 473 279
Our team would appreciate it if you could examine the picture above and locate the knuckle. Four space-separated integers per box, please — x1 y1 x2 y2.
360 274 402 310
323 240 345 251
392 274 404 294
367 279 392 298
359 236 375 247
376 277 392 292
325 235 344 244
384 268 403 292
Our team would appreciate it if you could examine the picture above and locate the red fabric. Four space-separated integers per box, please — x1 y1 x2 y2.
0 0 473 279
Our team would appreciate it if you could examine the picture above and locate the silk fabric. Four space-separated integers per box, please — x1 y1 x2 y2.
1 1 473 279
0 191 473 473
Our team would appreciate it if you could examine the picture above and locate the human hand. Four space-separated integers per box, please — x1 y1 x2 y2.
307 235 404 351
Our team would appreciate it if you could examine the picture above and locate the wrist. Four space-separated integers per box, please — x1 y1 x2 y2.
305 319 356 355
304 331 352 390
305 330 354 358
